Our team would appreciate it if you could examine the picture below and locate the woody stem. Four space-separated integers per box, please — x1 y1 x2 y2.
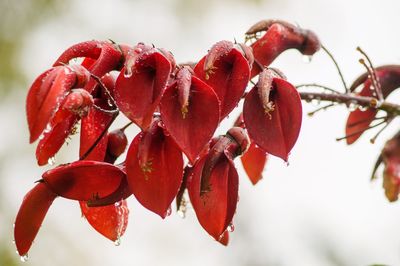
299 91 400 116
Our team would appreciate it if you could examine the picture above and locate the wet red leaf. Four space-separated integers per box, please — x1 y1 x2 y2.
241 142 268 185
79 200 129 242
248 21 320 77
26 67 76 142
243 76 302 161
194 41 251 120
36 115 77 166
346 65 400 144
14 183 57 256
115 46 172 130
79 99 114 161
160 68 220 163
126 120 183 218
187 153 238 240
42 161 124 201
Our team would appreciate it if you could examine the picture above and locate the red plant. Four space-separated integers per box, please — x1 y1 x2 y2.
15 18 400 260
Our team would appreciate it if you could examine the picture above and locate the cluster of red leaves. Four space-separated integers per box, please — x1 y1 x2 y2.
15 20 321 257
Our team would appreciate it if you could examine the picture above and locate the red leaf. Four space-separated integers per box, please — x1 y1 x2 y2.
218 231 229 246
26 67 75 142
87 175 131 207
115 47 172 130
42 161 124 201
126 121 183 218
194 41 251 120
243 77 302 161
345 65 400 144
241 142 268 185
14 183 57 256
79 99 114 161
187 154 238 240
160 69 220 163
36 115 78 166
53 40 103 66
80 200 129 242
249 21 320 77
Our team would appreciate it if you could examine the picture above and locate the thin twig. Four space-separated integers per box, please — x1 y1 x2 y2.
321 45 348 92
307 103 335 117
296 83 341 94
370 117 394 144
336 119 388 141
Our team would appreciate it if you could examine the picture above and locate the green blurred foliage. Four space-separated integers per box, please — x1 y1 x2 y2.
0 0 65 96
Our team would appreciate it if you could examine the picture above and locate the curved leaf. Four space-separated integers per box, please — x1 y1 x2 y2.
14 183 57 256
42 161 124 201
187 154 238 240
80 200 129 241
194 41 250 120
115 48 172 130
126 122 183 218
160 74 220 163
243 78 302 161
241 142 268 185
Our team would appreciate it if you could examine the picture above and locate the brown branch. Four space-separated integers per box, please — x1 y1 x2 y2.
299 92 400 116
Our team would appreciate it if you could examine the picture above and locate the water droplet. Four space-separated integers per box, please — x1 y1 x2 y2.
114 236 121 246
48 157 56 166
358 105 369 111
20 254 29 262
124 67 132 78
44 123 52 134
114 201 121 207
348 101 359 111
165 206 172 217
302 55 313 63
107 98 113 107
227 223 235 232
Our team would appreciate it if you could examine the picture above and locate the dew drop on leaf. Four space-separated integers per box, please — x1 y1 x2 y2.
114 236 121 246
227 223 235 232
48 157 56 166
20 254 29 262
302 55 313 63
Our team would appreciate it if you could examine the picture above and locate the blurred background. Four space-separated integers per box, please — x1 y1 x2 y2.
1 0 400 265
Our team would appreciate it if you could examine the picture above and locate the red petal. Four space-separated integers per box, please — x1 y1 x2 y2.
80 200 129 241
115 49 172 130
243 78 302 161
250 22 320 77
83 42 122 93
53 40 103 66
241 142 268 185
79 99 114 161
42 161 124 201
27 66 77 142
126 123 183 218
160 76 220 163
218 231 229 246
345 66 400 144
194 42 250 120
36 115 78 166
187 154 238 240
87 176 131 207
14 183 57 256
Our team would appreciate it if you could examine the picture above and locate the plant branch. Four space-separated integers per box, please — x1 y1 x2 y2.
299 91 400 116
